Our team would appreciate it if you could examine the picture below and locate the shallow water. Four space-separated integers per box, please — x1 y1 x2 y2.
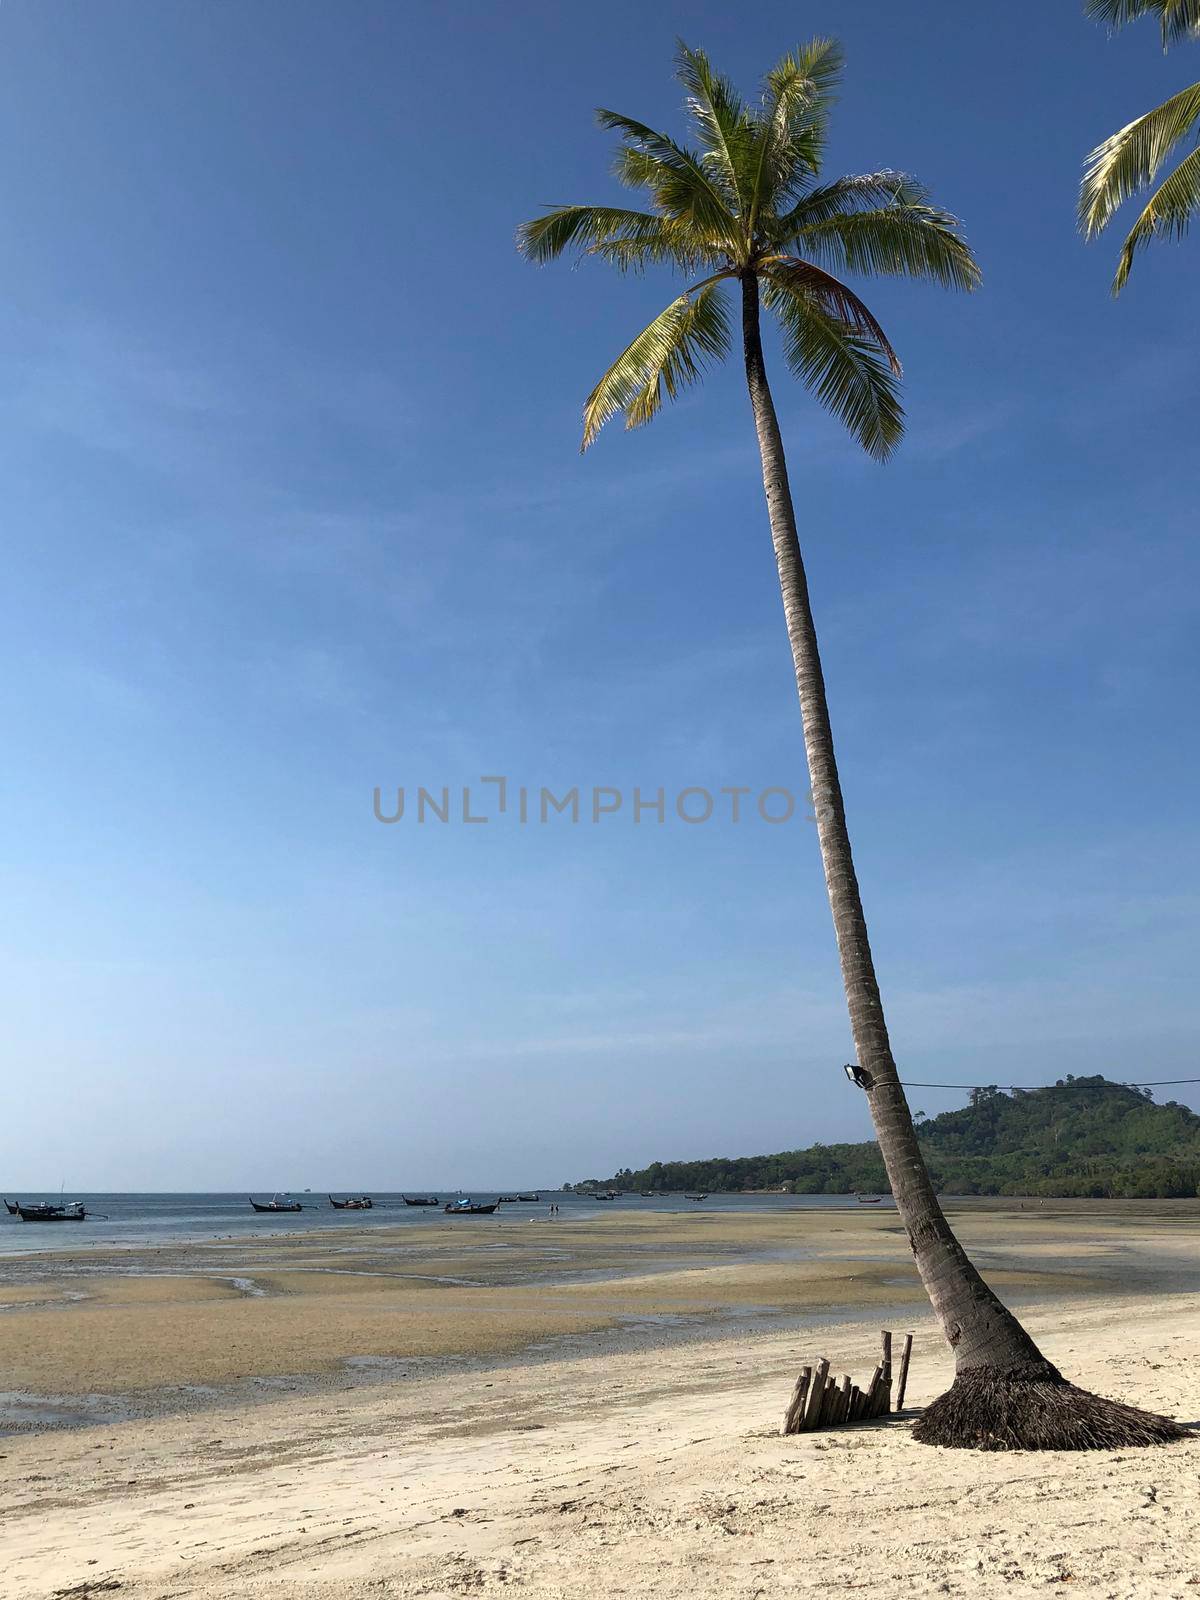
0 1190 891 1256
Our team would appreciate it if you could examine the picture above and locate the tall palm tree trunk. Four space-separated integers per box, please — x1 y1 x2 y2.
738 272 1184 1451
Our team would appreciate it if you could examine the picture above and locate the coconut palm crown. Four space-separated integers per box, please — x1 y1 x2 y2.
1081 0 1200 291
518 40 979 458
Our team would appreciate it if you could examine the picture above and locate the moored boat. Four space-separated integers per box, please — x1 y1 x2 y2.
517 1192 540 1202
684 1192 708 1201
443 1199 498 1215
249 1195 303 1213
402 1195 439 1206
14 1200 87 1222
329 1195 373 1210
497 1195 520 1203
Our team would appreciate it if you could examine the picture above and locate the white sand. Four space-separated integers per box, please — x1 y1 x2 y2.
3 1292 1197 1599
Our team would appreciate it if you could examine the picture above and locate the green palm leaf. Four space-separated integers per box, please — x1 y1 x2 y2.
587 233 719 275
762 263 903 461
596 110 739 237
771 171 913 233
748 38 845 226
1080 80 1200 236
517 206 714 275
762 257 901 364
581 277 733 450
1084 0 1200 286
1110 142 1200 286
783 188 980 290
518 206 687 263
674 42 754 213
1085 0 1200 47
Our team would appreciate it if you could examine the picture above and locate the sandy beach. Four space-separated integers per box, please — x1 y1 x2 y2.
2 1205 1198 1598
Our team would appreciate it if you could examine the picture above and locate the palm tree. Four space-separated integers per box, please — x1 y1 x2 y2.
519 40 1184 1450
1081 0 1200 290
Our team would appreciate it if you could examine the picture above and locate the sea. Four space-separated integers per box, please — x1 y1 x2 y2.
0 1189 893 1255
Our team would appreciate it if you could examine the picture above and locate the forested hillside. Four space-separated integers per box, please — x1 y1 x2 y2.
580 1077 1200 1198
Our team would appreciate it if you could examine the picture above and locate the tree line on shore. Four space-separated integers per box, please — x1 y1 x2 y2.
579 1078 1200 1199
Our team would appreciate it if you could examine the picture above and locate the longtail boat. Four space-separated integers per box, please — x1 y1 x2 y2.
402 1195 439 1206
443 1199 498 1215
249 1195 303 1213
13 1200 87 1222
329 1195 373 1210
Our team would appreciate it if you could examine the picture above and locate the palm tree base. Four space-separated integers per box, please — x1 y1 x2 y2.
911 1360 1190 1451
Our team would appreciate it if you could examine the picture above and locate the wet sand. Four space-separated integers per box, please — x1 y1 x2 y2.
1 1203 1196 1420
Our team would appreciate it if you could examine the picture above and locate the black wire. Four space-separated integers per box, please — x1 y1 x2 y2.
897 1077 1200 1090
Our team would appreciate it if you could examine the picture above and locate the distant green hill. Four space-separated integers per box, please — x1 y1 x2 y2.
582 1076 1200 1199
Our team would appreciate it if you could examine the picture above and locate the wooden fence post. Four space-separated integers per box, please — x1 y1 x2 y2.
816 1372 837 1427
804 1359 829 1430
881 1330 893 1414
837 1373 853 1423
865 1363 884 1417
782 1367 811 1434
896 1333 914 1413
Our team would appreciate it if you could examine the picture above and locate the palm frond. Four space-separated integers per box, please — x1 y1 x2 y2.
771 171 914 234
1080 79 1200 235
1110 142 1200 287
581 277 733 449
762 264 903 460
674 41 754 211
748 38 845 225
517 204 718 277
761 258 901 369
1085 0 1200 47
588 233 722 275
784 190 981 290
596 109 739 236
518 205 684 263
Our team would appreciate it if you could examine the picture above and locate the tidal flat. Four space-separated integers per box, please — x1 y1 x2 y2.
4 1204 1200 1598
1 1200 1197 1429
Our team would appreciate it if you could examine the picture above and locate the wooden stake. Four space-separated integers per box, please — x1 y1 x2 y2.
865 1363 884 1418
881 1329 893 1414
804 1359 829 1430
895 1333 914 1413
782 1367 811 1434
816 1374 837 1427
837 1373 853 1423
848 1383 863 1421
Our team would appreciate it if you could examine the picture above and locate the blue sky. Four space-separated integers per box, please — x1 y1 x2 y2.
1 1 1197 1189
